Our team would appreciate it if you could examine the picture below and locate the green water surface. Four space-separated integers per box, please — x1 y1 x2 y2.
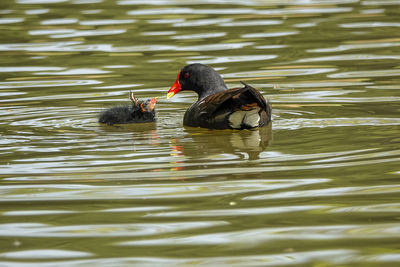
0 0 400 266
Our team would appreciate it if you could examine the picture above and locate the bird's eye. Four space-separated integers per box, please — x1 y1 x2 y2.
183 72 190 79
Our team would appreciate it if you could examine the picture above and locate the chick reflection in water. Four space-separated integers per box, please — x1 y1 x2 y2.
182 124 272 160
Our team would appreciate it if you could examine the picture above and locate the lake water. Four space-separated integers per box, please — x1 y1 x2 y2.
1 0 400 266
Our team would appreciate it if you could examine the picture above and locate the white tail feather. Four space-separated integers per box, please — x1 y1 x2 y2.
228 108 260 129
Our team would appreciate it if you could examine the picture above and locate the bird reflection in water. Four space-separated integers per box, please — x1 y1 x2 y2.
98 122 159 149
170 123 272 161
169 140 185 172
131 129 160 151
99 122 272 171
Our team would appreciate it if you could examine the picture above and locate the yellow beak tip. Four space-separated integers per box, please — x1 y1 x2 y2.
166 92 175 99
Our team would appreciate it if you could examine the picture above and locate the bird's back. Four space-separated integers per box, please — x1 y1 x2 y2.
183 83 271 129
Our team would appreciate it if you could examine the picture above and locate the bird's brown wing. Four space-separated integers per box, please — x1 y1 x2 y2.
240 82 268 110
184 83 271 129
199 83 267 115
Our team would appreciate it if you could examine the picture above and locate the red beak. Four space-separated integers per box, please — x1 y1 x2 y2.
167 71 181 99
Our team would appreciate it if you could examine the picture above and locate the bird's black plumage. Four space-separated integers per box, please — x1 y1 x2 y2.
167 64 271 130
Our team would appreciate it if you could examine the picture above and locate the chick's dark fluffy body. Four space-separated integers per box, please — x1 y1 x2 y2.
99 104 155 125
99 92 157 125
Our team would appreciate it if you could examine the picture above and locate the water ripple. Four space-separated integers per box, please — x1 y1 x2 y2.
0 221 228 237
0 80 101 89
173 18 232 27
296 54 400 62
17 0 68 3
146 205 326 218
0 66 64 72
224 68 336 78
245 184 400 200
328 69 400 78
0 41 82 51
121 223 400 246
242 31 299 38
35 68 111 75
340 22 400 28
219 19 282 27
171 32 226 40
50 29 126 38
40 18 78 25
79 19 136 26
187 55 276 64
0 179 329 200
309 40 400 52
0 18 24 24
176 42 253 51
0 249 93 259
24 9 49 15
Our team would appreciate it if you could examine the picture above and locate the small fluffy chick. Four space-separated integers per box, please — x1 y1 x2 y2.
99 92 157 125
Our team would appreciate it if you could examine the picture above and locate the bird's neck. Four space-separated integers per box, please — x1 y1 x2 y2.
197 84 227 100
